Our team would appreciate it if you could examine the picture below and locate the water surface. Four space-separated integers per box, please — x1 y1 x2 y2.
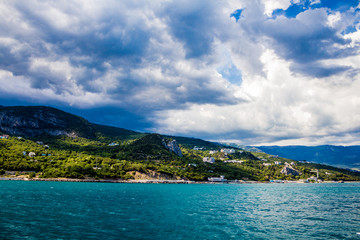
1 181 359 239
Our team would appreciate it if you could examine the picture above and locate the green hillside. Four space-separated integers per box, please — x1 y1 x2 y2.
0 106 359 182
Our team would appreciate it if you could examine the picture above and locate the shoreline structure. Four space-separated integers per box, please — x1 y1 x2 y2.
0 177 354 184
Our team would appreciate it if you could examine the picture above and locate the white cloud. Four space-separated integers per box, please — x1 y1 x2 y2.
151 49 360 145
0 0 359 145
262 0 291 16
0 69 116 107
327 11 341 27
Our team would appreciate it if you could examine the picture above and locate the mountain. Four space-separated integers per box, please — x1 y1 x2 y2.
0 106 221 148
0 105 359 182
220 142 262 152
256 145 360 170
0 106 98 138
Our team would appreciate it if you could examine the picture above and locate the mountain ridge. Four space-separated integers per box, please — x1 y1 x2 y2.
220 143 360 171
256 145 360 170
0 105 221 149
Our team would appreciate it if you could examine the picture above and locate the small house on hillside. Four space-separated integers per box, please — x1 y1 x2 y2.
108 142 119 147
29 152 36 157
193 146 205 150
203 157 215 164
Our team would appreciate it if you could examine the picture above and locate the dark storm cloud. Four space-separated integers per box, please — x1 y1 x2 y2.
0 0 239 112
239 4 360 78
164 0 220 58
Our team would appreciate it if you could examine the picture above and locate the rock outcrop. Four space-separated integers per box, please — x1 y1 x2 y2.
163 139 183 157
281 166 301 176
0 106 95 138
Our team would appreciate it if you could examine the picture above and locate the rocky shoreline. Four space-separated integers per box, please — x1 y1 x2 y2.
0 177 356 184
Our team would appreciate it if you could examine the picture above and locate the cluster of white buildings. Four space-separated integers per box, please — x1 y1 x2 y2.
203 157 215 164
220 148 235 154
224 160 243 164
0 135 9 139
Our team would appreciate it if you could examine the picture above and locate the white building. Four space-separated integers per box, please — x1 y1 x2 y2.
209 150 218 154
108 142 119 146
224 160 243 164
220 148 235 154
263 163 271 166
28 152 36 157
274 161 282 165
193 146 205 150
208 175 227 182
203 157 215 164
307 176 318 182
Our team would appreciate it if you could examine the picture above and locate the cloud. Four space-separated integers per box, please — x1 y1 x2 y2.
0 0 360 145
151 49 360 145
163 0 221 58
0 1 242 108
244 6 360 77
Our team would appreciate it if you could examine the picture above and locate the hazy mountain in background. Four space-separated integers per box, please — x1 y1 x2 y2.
256 146 360 170
220 142 360 170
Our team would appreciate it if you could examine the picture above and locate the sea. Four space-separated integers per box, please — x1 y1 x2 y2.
1 181 359 240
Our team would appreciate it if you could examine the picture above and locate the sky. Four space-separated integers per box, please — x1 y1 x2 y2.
1 0 360 146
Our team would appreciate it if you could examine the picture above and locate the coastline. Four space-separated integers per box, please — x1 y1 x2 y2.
0 176 357 184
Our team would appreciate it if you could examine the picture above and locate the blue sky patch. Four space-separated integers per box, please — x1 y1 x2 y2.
219 63 242 85
342 25 357 35
230 9 243 22
272 0 359 18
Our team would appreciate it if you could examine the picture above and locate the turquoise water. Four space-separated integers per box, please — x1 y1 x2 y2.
1 182 359 240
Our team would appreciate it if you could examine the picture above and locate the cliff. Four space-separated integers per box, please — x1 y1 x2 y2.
163 139 183 157
0 106 96 138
